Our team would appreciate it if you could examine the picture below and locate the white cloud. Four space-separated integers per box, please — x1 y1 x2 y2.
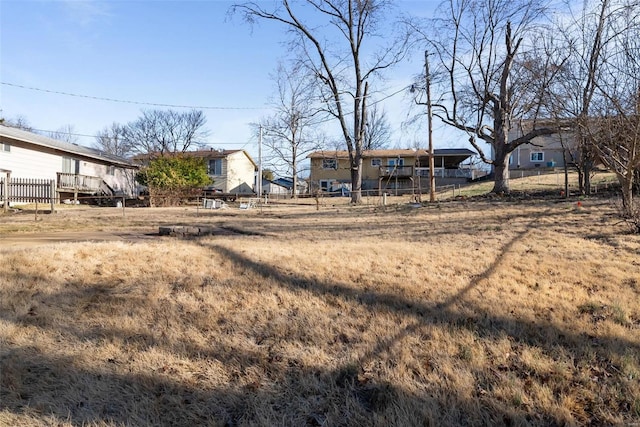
60 0 112 27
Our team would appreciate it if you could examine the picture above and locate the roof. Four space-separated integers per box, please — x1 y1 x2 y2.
132 149 258 169
273 177 294 188
307 148 476 158
0 124 135 167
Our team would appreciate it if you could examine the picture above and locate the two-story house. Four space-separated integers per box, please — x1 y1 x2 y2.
193 149 257 194
507 120 578 170
308 148 477 195
133 148 258 194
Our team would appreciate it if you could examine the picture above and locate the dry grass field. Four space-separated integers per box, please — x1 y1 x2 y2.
1 183 639 426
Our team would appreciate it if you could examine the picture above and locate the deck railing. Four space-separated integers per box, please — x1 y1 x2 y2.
379 166 414 177
415 168 475 179
57 173 104 192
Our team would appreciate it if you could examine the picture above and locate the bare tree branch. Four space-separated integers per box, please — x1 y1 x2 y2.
233 0 408 203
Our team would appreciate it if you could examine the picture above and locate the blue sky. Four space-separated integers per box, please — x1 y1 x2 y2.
1 0 462 165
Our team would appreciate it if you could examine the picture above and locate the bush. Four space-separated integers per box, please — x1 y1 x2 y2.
136 156 212 206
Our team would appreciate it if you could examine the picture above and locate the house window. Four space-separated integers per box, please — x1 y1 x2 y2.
319 180 331 191
208 158 222 175
1 143 9 152
322 158 337 170
107 165 115 176
387 158 404 167
62 157 79 174
371 158 381 167
530 152 544 162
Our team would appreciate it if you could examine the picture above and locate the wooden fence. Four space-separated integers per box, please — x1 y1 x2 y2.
1 176 56 211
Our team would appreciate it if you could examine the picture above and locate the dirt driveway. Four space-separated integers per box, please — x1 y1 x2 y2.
1 230 160 248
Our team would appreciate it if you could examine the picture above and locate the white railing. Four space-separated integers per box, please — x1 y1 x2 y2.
57 173 104 192
415 168 474 179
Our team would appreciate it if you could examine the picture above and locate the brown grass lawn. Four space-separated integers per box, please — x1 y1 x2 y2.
1 192 639 426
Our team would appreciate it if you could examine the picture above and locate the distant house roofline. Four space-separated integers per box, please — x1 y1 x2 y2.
132 148 258 169
307 148 476 159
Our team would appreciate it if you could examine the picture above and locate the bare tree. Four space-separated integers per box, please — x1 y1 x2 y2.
412 0 560 193
94 122 133 158
546 0 618 195
234 0 409 203
47 124 78 144
550 0 640 214
259 62 322 198
363 104 391 150
125 109 209 156
585 1 640 217
0 115 34 132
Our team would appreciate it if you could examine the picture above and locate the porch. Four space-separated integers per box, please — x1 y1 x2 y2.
57 173 115 200
378 165 414 178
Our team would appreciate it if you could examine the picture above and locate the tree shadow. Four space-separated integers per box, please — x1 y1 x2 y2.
1 213 638 425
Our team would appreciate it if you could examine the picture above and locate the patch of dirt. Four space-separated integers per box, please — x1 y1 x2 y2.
0 231 160 248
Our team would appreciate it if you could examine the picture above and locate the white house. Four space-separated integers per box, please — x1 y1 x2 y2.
0 124 138 202
198 149 257 194
132 148 258 194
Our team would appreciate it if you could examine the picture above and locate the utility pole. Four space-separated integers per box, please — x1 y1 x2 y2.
258 125 263 197
425 51 436 202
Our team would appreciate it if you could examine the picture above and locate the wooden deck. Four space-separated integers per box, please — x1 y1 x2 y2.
57 173 105 193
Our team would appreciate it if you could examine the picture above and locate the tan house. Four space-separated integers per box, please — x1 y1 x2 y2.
308 148 477 194
507 120 577 171
133 149 258 194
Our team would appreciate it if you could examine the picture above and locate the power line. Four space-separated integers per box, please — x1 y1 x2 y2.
30 128 254 146
307 85 411 126
2 81 408 116
1 81 268 111
6 81 410 141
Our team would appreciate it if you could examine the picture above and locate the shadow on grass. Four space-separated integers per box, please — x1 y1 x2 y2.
205 241 638 359
1 212 638 425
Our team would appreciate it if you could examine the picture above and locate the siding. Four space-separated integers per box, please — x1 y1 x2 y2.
0 139 136 196
310 156 418 182
83 162 137 195
207 158 228 192
0 142 67 179
310 158 352 181
206 152 256 194
226 151 256 194
507 128 577 170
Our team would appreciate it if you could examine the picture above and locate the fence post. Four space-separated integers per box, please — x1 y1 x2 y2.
50 179 56 213
74 174 79 203
2 172 8 212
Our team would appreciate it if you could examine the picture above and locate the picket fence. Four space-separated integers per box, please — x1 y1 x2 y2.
1 177 56 206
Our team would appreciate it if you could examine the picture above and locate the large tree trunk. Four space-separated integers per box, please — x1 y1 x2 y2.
492 162 511 194
561 145 569 198
577 169 585 195
350 155 363 203
584 166 592 195
621 174 634 217
291 159 298 199
491 148 511 194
